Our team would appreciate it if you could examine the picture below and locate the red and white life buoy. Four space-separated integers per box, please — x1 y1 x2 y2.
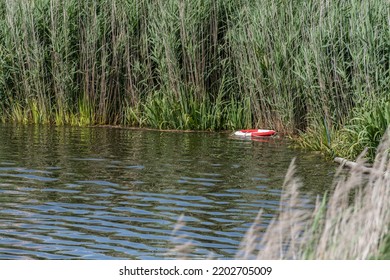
233 129 276 137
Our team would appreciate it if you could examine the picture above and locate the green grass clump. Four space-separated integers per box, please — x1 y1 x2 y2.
132 90 250 131
341 99 390 160
296 118 339 159
296 97 390 162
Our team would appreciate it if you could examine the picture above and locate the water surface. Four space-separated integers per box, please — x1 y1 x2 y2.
0 125 335 259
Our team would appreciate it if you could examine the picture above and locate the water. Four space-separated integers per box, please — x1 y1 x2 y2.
0 125 335 259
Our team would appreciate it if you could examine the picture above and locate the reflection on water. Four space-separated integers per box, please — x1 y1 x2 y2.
0 125 335 259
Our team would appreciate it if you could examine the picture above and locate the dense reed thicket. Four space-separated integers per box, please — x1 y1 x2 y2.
0 0 389 132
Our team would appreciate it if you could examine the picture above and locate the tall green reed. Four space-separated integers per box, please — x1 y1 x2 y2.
0 0 388 133
228 0 389 133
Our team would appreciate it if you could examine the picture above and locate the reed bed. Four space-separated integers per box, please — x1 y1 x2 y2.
168 134 390 259
0 0 388 132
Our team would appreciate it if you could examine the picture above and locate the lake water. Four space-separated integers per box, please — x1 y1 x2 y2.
0 125 335 259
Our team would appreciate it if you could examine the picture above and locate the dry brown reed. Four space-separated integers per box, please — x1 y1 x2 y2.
166 214 195 259
170 136 390 259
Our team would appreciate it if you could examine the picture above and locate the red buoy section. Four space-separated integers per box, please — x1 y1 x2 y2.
233 129 276 137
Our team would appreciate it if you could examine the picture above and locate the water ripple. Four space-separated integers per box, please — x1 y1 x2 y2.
0 126 334 259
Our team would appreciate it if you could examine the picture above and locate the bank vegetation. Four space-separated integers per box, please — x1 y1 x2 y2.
0 0 388 137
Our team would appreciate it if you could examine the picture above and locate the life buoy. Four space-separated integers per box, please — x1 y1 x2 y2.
233 129 276 137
